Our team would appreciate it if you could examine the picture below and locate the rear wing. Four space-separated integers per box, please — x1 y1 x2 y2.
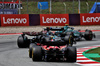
22 32 43 36
44 27 64 31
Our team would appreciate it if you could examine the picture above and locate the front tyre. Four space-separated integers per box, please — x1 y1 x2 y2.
65 35 74 47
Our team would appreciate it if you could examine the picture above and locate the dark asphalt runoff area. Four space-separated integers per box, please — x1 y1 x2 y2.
0 31 100 66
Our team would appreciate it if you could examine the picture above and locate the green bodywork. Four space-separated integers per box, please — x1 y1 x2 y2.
63 26 81 37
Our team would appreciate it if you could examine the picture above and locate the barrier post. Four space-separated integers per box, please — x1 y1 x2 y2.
39 3 42 14
63 3 66 14
78 0 80 14
2 0 4 14
96 0 97 13
50 0 52 14
86 2 89 13
27 0 28 14
73 0 74 14
19 0 21 14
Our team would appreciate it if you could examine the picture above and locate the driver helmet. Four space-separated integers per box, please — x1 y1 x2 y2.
64 24 69 30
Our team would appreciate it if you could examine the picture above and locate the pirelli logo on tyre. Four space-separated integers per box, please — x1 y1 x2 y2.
1 14 29 26
40 14 69 26
80 13 100 25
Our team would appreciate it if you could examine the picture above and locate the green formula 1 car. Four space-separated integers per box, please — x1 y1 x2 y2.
48 25 96 41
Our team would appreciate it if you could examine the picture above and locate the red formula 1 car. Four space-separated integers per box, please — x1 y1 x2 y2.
17 28 76 62
31 44 76 62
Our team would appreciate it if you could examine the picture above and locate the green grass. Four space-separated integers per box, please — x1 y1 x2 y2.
90 58 100 62
85 47 100 62
86 47 100 54
21 1 96 14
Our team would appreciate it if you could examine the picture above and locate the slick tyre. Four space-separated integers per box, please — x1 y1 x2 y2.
67 47 76 62
17 36 28 48
68 35 74 47
32 46 42 61
84 30 93 40
84 34 92 40
29 43 36 58
64 35 73 47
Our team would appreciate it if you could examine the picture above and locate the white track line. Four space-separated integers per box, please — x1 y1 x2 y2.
77 60 95 62
77 54 83 55
77 57 86 58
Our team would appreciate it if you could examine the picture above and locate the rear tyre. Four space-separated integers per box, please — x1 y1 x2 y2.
84 30 93 40
84 34 92 40
29 43 36 58
17 36 29 48
32 46 42 61
66 47 76 62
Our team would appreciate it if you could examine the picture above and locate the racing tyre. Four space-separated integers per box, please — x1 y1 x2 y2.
29 43 36 58
32 46 42 61
84 30 93 40
17 36 29 48
65 35 73 47
69 35 74 46
66 47 76 62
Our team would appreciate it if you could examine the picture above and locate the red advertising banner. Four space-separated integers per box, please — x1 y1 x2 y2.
40 14 69 26
1 14 29 26
80 13 100 25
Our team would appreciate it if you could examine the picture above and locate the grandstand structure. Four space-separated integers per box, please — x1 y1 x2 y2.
0 0 22 14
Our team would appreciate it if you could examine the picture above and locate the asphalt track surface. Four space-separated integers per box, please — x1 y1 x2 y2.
0 32 100 66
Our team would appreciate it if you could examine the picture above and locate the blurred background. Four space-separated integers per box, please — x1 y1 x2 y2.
0 0 99 14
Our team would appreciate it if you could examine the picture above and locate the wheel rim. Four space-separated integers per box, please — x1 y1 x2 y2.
32 48 34 59
69 35 73 46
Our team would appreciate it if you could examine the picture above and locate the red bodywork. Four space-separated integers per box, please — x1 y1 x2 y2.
37 43 66 51
42 45 66 50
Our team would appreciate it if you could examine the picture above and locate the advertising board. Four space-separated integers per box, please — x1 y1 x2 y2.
80 13 100 25
1 14 29 26
40 14 69 26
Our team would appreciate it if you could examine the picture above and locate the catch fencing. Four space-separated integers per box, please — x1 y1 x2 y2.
20 0 99 14
0 0 99 14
